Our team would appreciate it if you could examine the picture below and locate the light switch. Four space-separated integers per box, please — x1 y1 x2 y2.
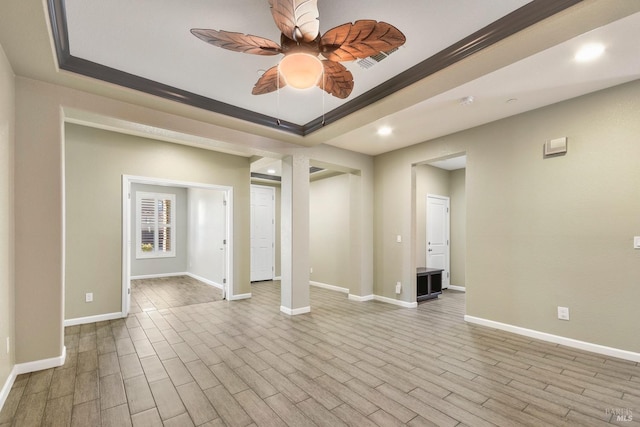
634 236 640 249
396 235 402 243
557 306 569 321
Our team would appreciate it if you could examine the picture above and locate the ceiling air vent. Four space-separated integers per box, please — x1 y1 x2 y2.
357 47 399 69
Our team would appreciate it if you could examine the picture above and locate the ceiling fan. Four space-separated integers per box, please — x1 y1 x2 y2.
191 0 406 99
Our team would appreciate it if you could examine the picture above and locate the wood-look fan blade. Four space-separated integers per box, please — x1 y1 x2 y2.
191 29 282 55
320 20 406 62
269 0 319 42
252 66 286 95
318 61 353 99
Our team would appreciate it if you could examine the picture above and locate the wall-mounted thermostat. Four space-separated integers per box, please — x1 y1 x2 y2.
544 137 567 157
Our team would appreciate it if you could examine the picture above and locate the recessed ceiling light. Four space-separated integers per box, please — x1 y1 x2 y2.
459 96 474 106
575 43 605 62
377 126 392 136
267 169 276 174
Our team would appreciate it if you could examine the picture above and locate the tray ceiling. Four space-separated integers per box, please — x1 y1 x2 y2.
54 0 551 133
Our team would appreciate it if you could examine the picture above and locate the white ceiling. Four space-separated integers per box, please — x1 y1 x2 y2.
1 1 639 157
427 155 467 171
63 0 529 125
325 11 640 155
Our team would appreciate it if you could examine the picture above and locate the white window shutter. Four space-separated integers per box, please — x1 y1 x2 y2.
136 192 176 259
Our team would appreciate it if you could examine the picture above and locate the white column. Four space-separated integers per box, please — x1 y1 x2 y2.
280 154 310 315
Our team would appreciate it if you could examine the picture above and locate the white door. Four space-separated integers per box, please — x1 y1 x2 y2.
187 188 227 296
251 185 275 281
208 191 227 294
427 195 450 288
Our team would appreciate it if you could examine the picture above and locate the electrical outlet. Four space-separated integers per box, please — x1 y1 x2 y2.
6 337 9 354
310 267 313 274
395 282 402 294
396 235 402 243
557 306 569 321
86 292 93 303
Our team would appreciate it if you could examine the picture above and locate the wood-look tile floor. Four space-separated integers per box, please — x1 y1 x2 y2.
129 276 224 312
2 282 639 426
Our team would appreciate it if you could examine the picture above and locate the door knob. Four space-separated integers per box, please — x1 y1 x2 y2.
428 249 432 252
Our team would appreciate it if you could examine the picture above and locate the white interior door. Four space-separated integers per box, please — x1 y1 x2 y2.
251 185 275 281
427 195 450 288
207 191 227 291
187 188 228 294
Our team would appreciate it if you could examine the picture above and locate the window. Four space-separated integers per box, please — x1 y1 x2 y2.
136 192 176 259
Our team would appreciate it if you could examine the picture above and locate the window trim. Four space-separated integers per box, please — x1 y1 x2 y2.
135 191 176 259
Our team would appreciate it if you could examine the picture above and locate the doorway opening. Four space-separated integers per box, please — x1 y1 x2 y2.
249 157 363 308
415 154 467 297
122 175 233 316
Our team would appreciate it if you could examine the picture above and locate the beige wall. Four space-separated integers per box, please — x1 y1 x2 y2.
375 79 640 352
14 80 65 363
449 169 466 286
0 44 15 389
65 124 250 320
12 76 373 364
310 173 350 288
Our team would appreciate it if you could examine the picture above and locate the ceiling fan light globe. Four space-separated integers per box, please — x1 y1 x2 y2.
278 53 323 89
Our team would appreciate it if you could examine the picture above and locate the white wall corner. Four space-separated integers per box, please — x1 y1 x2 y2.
464 315 640 363
280 306 311 316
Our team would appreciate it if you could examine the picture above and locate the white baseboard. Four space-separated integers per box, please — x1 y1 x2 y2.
273 276 282 281
310 281 349 294
3 347 68 410
185 272 224 290
228 293 251 301
374 295 417 308
14 346 67 375
465 315 640 363
280 305 311 316
448 285 466 292
348 294 374 302
347 293 417 308
0 365 17 413
130 272 188 280
64 312 124 327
